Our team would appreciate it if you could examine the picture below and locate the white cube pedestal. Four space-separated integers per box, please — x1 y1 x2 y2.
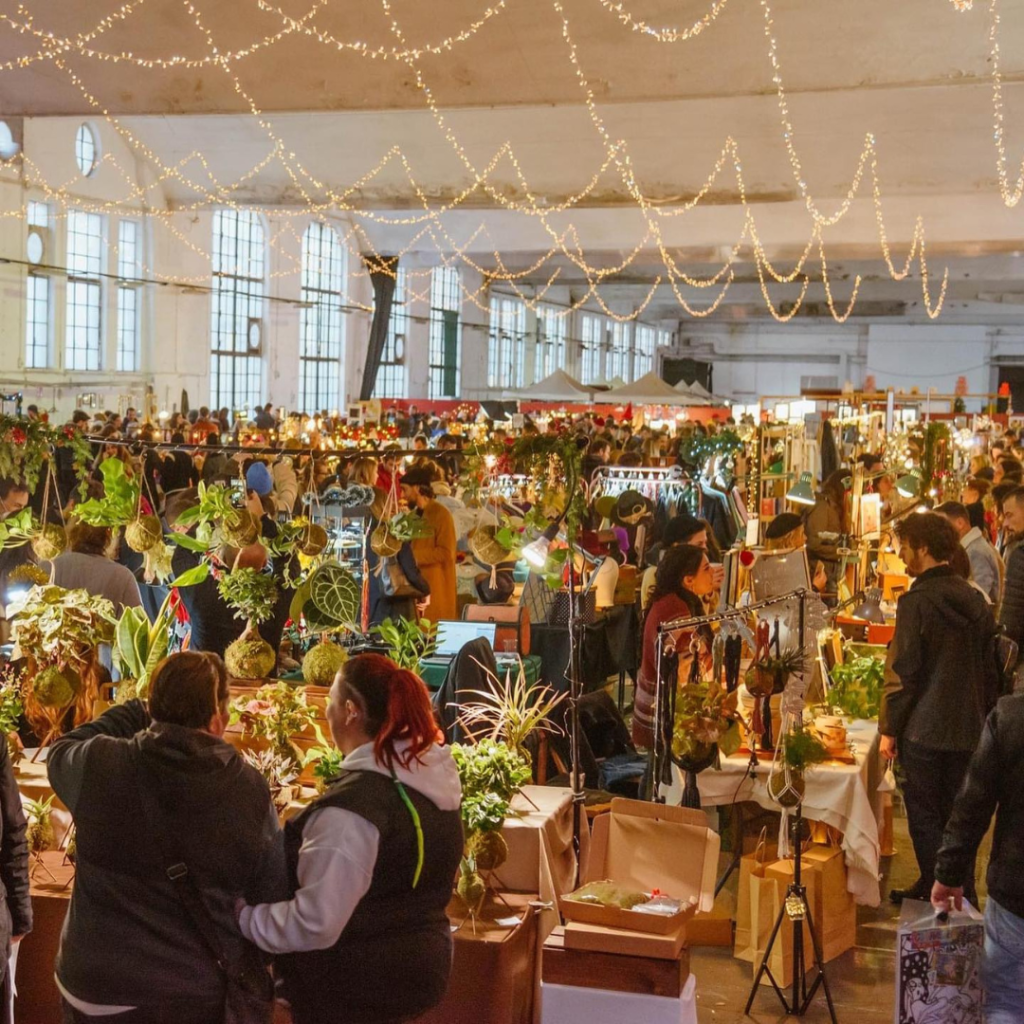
540 974 697 1024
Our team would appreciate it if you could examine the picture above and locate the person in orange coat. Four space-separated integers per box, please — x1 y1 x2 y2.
401 465 458 623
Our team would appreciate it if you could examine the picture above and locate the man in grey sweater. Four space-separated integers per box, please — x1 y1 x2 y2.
937 501 1002 607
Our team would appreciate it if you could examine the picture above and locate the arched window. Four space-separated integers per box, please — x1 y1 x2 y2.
300 222 346 414
210 209 265 416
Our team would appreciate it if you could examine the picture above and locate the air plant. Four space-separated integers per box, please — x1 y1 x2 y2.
455 662 565 762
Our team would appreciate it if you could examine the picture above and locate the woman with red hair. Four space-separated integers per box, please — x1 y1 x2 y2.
239 654 463 1024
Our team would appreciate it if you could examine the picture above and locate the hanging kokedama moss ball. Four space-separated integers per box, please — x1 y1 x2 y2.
299 522 329 558
31 524 67 562
125 515 163 554
302 642 347 687
470 831 508 873
225 635 276 681
33 666 76 708
224 509 261 548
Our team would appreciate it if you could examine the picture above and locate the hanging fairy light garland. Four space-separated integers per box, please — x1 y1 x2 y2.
0 0 1009 324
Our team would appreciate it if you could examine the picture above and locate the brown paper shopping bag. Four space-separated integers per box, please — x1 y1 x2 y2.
801 844 857 963
733 830 777 962
756 861 814 988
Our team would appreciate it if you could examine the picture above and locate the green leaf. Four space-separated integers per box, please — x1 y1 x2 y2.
302 597 346 634
309 563 360 627
289 580 312 624
171 563 211 588
166 532 212 553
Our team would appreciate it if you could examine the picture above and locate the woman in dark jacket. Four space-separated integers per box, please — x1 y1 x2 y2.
240 654 463 1024
0 724 30 1024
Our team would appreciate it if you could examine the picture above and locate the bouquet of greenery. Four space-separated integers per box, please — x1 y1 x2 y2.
372 617 438 671
828 654 884 720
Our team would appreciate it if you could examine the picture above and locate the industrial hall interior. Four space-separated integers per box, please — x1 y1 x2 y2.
0 1 1021 1023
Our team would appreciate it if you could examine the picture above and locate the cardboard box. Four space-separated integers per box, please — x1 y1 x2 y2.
544 926 689 997
555 922 689 972
558 799 719 939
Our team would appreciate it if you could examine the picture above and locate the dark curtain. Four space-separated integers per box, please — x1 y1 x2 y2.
359 255 399 401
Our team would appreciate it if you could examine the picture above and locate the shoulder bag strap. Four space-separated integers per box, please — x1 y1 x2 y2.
129 743 233 976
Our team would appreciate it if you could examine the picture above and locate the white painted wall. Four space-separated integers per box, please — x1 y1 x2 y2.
4 117 1024 418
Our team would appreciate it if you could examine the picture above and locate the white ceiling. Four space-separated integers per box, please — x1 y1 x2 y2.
7 0 1024 321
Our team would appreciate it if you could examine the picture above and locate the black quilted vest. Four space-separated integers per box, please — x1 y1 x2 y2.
278 768 464 1024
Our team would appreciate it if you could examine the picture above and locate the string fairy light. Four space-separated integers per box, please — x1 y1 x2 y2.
0 0 994 324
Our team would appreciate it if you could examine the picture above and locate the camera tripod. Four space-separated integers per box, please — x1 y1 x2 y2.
744 805 838 1023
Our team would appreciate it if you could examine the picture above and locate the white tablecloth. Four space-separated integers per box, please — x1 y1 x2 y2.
661 719 882 907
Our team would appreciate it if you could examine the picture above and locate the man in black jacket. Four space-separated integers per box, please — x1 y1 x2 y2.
48 651 286 1023
881 512 998 905
932 694 1024 1024
997 485 1024 684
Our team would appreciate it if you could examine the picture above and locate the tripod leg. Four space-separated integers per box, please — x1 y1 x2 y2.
800 901 838 1024
745 897 792 1015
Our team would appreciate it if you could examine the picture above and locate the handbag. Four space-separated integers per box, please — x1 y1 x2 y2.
132 747 274 1024
380 554 427 599
548 590 597 625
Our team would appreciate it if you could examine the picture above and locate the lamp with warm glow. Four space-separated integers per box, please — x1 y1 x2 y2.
786 472 816 506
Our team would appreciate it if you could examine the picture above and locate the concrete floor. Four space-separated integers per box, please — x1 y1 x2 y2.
689 814 990 1023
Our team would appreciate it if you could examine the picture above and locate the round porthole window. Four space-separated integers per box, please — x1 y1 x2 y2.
75 123 99 177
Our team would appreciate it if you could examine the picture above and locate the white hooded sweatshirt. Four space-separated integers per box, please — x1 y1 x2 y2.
239 741 461 955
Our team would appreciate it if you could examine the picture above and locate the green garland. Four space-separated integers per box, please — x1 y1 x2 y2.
0 418 93 495
511 433 587 543
677 429 743 471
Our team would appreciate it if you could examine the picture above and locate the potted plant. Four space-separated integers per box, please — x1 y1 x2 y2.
0 667 25 769
828 654 884 720
241 748 300 814
12 585 116 745
303 743 345 795
746 646 806 698
455 662 565 764
451 738 532 924
371 617 438 672
230 680 319 766
218 568 279 680
113 564 210 701
287 561 360 682
671 679 741 764
767 721 829 808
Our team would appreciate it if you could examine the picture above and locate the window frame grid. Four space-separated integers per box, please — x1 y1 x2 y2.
210 208 266 416
65 209 104 372
580 312 606 385
299 221 346 414
634 323 656 380
116 220 141 373
25 272 50 370
428 265 461 399
488 294 527 390
535 305 567 381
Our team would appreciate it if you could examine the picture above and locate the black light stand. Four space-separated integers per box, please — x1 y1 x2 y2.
566 542 585 885
744 806 838 1023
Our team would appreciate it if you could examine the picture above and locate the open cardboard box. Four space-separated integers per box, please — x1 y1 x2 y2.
559 798 720 937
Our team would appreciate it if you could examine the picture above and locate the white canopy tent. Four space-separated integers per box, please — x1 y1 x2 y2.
507 368 595 402
675 378 728 405
602 371 702 406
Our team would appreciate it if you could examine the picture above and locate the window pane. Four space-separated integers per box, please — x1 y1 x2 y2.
210 209 265 415
488 295 527 390
118 220 138 278
536 305 567 380
299 222 345 414
65 209 103 371
428 266 461 399
25 273 49 369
